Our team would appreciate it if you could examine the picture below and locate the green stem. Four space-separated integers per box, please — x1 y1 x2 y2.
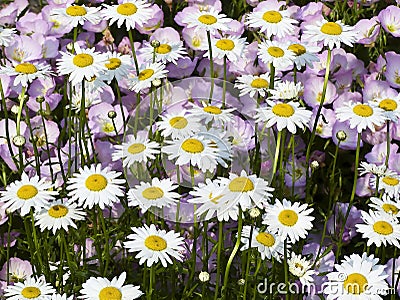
128 30 139 75
305 48 332 203
269 64 275 90
284 240 289 296
206 31 214 102
214 221 224 300
336 133 361 261
272 131 282 182
222 56 227 109
16 87 27 136
385 120 390 169
222 208 243 299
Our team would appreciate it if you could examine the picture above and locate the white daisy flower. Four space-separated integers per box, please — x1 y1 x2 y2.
128 62 168 93
157 111 201 140
162 135 219 173
369 96 400 122
335 102 386 133
195 129 232 168
51 294 74 300
263 198 314 243
0 62 52 87
35 200 86 234
79 272 143 300
268 81 303 100
216 170 274 210
0 27 16 47
100 52 134 83
257 40 295 70
50 4 102 28
255 100 312 134
0 173 56 216
239 225 284 261
57 43 108 86
128 178 180 213
189 178 238 222
188 102 236 126
288 253 315 285
112 135 160 168
101 0 153 31
369 195 400 217
303 19 358 50
4 276 56 300
205 36 247 62
141 41 187 65
370 172 400 199
181 7 231 34
124 224 185 267
359 161 387 177
66 164 125 209
287 42 320 69
235 73 271 98
245 4 298 39
324 253 389 298
356 210 400 247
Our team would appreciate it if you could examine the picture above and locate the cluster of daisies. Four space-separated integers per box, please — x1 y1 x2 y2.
1 0 400 298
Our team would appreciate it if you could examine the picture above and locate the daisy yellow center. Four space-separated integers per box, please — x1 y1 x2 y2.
73 54 94 68
169 116 188 129
198 14 217 25
288 44 306 56
144 235 167 251
128 143 146 154
66 5 87 16
117 3 138 16
278 209 298 226
15 63 37 74
383 176 400 186
251 78 269 88
353 104 373 117
142 187 164 200
267 46 284 58
17 185 38 200
48 205 69 218
344 273 368 295
98 287 122 300
215 39 235 51
256 232 275 247
382 203 399 215
373 221 393 235
272 103 295 117
228 177 254 192
85 174 108 192
105 58 121 70
181 138 204 153
320 22 343 35
156 44 172 54
21 287 41 298
138 69 154 81
379 99 398 111
209 192 224 204
203 106 222 114
262 10 282 23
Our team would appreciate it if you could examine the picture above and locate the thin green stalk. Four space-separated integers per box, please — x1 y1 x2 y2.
16 87 27 136
206 31 214 102
6 212 12 285
336 133 361 260
222 56 227 108
128 30 139 75
305 48 332 203
269 64 275 90
385 120 390 169
222 208 243 299
271 130 282 182
148 265 155 300
98 208 110 276
284 240 289 297
290 135 295 199
214 221 224 300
